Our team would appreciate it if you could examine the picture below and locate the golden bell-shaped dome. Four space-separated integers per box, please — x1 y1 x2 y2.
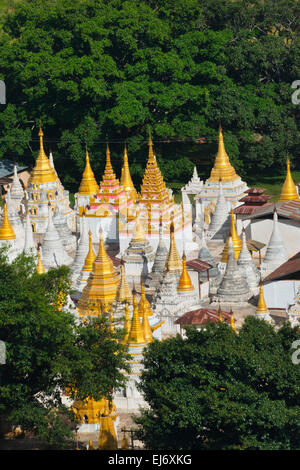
116 262 132 304
207 125 239 183
177 254 194 292
0 203 16 240
29 127 57 184
221 210 242 262
279 157 299 201
78 149 99 195
256 281 268 314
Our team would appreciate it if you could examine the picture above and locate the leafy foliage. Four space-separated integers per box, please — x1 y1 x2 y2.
0 0 299 190
0 247 130 448
135 317 300 450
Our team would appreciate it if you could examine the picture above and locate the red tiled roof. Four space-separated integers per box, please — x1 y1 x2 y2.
238 195 271 203
109 255 122 267
175 308 232 326
234 205 267 215
263 251 300 283
245 187 267 194
186 259 212 272
246 201 300 222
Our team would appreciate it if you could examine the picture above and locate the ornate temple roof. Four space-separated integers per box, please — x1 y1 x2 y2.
99 144 121 192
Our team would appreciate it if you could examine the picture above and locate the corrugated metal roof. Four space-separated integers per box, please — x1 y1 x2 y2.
246 201 300 222
263 251 300 283
0 159 28 178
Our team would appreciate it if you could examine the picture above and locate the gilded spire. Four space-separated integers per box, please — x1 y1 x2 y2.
120 143 137 202
256 281 268 314
36 247 45 274
78 233 120 315
78 149 99 195
121 302 131 345
142 302 154 343
99 142 120 191
230 310 237 334
218 304 223 323
140 132 169 203
279 156 299 201
138 278 152 317
221 210 242 262
116 262 132 304
208 125 239 183
29 127 57 184
0 202 16 240
82 231 96 271
164 220 183 275
128 289 145 344
177 253 194 292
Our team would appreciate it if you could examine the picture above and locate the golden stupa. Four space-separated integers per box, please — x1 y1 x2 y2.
128 290 146 344
99 143 120 191
116 262 132 304
279 157 299 201
78 149 99 195
36 247 45 274
177 254 194 292
29 127 57 185
256 281 269 314
140 134 169 203
78 233 120 316
207 125 239 183
164 220 183 275
0 203 16 240
120 143 138 202
230 311 237 334
221 210 242 262
138 278 152 317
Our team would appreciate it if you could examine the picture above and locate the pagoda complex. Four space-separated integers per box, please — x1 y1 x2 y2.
195 125 248 216
24 127 74 234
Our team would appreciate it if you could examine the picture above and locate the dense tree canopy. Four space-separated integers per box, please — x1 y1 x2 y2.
0 247 130 447
0 0 299 189
135 317 300 450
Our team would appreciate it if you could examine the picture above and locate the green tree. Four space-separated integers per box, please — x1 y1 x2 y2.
135 316 300 450
0 247 130 448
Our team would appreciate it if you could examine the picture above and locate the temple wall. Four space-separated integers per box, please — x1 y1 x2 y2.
263 279 298 309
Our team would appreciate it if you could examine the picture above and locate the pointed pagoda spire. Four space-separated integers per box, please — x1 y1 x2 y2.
36 246 45 274
128 289 145 344
140 131 169 203
78 232 120 315
116 261 132 304
0 202 16 240
262 208 288 274
230 310 237 333
10 162 24 205
208 179 230 238
164 219 182 276
208 125 239 183
82 230 96 271
29 127 57 184
121 302 131 345
237 228 260 290
151 220 168 274
99 141 120 191
120 143 137 201
78 148 99 195
71 211 90 279
279 155 299 201
216 236 250 304
255 281 273 322
177 253 194 293
221 209 242 262
41 204 73 270
138 278 152 317
24 210 36 253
